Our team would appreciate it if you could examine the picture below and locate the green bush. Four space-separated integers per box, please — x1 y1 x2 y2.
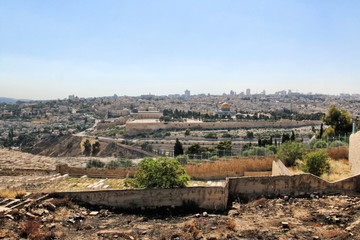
86 159 105 168
329 140 348 148
175 155 188 166
125 157 190 188
313 140 328 149
266 145 278 154
276 141 306 167
301 150 330 176
204 132 218 139
105 159 134 169
242 147 267 157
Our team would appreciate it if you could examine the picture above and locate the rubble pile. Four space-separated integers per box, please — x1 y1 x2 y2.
1 194 360 239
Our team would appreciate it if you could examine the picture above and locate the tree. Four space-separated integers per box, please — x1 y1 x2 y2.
290 131 295 141
174 138 184 157
323 105 352 135
276 141 306 167
319 123 324 139
83 139 91 156
281 133 290 143
125 157 190 188
301 150 330 176
186 143 201 154
184 129 191 136
92 141 100 156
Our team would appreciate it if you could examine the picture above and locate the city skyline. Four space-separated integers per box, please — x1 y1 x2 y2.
1 0 360 100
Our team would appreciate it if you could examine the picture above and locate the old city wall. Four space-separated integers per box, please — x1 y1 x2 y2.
349 131 360 175
125 120 321 135
53 185 229 211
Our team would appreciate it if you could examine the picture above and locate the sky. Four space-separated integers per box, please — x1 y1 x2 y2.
0 0 360 100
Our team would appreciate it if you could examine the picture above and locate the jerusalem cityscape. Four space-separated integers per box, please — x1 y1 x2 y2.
1 1 360 240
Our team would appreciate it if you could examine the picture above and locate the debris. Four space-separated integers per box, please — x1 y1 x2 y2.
89 211 99 216
281 222 290 229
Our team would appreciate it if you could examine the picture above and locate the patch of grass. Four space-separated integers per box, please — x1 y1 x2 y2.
0 189 26 199
321 159 352 182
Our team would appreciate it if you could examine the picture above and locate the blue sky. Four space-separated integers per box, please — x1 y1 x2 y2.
1 0 359 99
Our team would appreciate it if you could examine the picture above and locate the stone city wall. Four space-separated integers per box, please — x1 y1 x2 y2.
349 131 360 175
125 120 321 135
53 185 229 211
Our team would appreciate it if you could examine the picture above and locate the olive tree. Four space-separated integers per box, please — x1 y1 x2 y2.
125 157 190 188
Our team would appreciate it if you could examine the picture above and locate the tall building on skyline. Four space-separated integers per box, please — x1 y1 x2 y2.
184 89 190 98
246 89 251 96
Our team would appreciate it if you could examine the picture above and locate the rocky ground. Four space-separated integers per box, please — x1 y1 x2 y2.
1 194 360 240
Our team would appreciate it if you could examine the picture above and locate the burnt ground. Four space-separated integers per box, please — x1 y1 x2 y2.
2 194 360 240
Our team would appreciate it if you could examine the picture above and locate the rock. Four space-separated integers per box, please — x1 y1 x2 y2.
67 218 76 224
26 212 36 219
195 213 201 218
89 211 99 216
283 196 289 201
203 212 208 217
49 223 56 229
44 202 56 211
5 214 14 220
80 175 87 178
281 222 290 229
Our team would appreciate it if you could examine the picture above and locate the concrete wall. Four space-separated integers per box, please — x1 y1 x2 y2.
349 131 360 175
228 174 360 201
126 120 321 135
53 186 228 211
272 160 293 176
53 173 360 211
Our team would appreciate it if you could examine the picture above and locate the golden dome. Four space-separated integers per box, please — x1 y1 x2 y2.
221 102 230 110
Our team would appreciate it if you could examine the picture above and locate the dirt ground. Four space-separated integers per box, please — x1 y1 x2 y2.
2 194 360 240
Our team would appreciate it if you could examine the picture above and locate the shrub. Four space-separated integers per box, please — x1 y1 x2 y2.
242 147 266 157
276 141 306 167
204 132 218 139
86 159 105 168
329 140 348 148
175 154 188 166
19 220 43 239
266 145 278 154
301 150 330 176
105 159 133 169
185 129 191 136
125 157 190 188
313 140 328 149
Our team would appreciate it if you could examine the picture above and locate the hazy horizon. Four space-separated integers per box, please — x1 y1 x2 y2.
1 0 359 100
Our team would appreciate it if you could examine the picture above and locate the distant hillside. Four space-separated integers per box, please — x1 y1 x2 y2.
30 134 155 158
0 97 32 103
